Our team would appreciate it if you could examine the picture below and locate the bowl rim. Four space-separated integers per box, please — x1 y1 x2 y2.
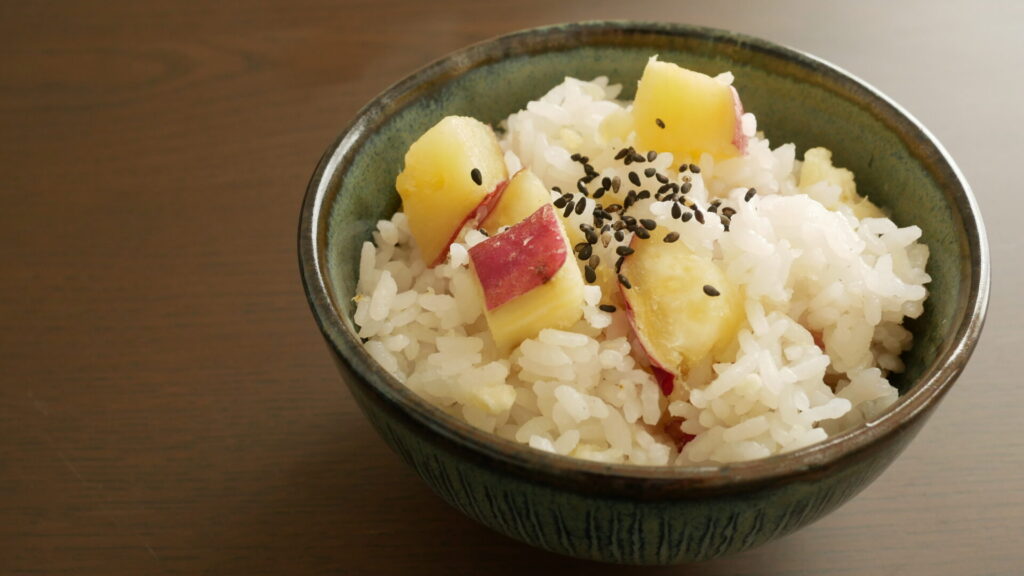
298 21 990 494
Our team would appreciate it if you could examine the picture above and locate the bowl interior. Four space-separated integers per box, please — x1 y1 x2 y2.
309 23 983 474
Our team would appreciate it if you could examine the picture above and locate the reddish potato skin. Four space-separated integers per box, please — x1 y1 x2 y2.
620 290 677 396
429 179 509 267
731 87 748 156
468 204 568 311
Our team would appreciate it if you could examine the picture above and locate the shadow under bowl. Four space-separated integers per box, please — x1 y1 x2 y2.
299 22 989 564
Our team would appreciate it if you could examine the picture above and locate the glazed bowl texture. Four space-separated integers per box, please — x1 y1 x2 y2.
298 22 989 564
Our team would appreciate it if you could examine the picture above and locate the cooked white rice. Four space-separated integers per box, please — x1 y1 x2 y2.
350 75 930 465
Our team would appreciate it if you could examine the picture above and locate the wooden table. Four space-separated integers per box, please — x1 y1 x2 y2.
2 1 1020 574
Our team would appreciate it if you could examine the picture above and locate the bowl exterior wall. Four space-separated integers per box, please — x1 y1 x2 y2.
330 347 927 564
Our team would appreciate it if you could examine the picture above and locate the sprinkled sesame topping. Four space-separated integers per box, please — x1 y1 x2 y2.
647 150 658 162
671 202 682 219
599 304 617 313
639 218 657 231
689 163 701 173
584 265 596 283
577 242 593 261
618 274 632 289
694 209 705 224
616 245 635 257
574 198 587 215
643 167 656 178
628 172 642 187
703 284 720 297
681 211 693 223
745 187 757 202
655 118 665 129
470 168 482 186
663 231 680 243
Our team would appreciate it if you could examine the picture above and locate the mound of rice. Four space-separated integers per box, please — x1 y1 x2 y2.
351 75 930 465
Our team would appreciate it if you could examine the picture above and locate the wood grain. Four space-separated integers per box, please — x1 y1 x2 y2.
1 1 1020 574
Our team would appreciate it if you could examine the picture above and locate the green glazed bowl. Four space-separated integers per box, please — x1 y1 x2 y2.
299 22 989 564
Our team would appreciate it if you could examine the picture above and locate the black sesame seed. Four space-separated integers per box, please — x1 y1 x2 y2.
643 167 656 178
553 194 572 208
640 218 657 231
592 187 606 199
703 284 720 297
655 118 665 129
605 203 622 213
671 202 682 219
637 190 651 200
574 242 588 253
578 243 593 261
663 231 680 243
694 209 705 224
679 164 689 173
615 256 624 272
722 207 737 218
720 214 731 231
614 148 629 160
577 180 589 195
601 176 611 190
657 183 673 196
599 304 617 313
745 188 757 202
589 255 600 268
655 172 669 184
614 229 625 242
622 215 636 226
618 274 632 289
708 204 719 214
478 228 489 237
574 198 587 215
689 163 701 174
552 186 562 193
570 152 581 161
634 227 650 240
563 201 575 218
583 227 598 245
612 177 621 193
600 224 611 233
631 151 646 163
647 150 658 162
616 245 635 257
470 168 483 186
681 211 693 223
613 220 626 231
681 182 693 194
584 265 597 284
628 172 642 187
580 156 590 164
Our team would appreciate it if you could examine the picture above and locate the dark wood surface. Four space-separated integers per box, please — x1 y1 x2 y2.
2 1 1020 574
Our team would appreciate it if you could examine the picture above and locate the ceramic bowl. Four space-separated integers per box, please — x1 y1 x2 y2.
298 22 989 564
